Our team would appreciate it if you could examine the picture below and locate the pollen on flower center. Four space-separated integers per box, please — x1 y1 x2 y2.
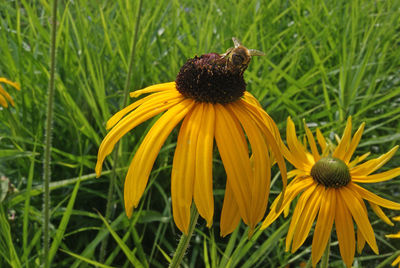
175 53 246 103
310 157 351 188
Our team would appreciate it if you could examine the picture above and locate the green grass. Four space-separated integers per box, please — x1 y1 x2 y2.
1 0 400 267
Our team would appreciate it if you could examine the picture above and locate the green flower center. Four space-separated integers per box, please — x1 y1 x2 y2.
175 53 246 103
310 157 351 188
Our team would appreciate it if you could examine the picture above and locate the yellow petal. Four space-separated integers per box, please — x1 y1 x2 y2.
0 93 8 108
170 106 197 234
291 185 323 253
107 90 180 129
261 177 315 230
129 82 176 98
287 117 313 168
228 102 271 225
333 117 352 159
95 94 183 176
339 186 379 254
369 202 394 226
352 167 400 183
193 103 215 227
124 99 195 218
303 120 320 162
348 152 370 168
0 77 20 90
392 255 400 266
335 193 355 268
238 99 288 202
342 122 365 164
285 183 318 251
349 182 400 210
386 231 400 239
316 128 327 153
214 104 252 224
350 146 398 176
0 85 15 107
287 169 309 179
242 92 281 140
220 179 241 237
311 188 336 267
357 227 366 254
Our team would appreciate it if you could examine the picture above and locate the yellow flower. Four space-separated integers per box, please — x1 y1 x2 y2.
386 216 400 267
261 117 400 267
96 40 287 235
0 77 20 108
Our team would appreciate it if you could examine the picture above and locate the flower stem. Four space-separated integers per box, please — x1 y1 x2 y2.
43 0 58 267
98 0 143 262
169 205 199 268
320 236 331 268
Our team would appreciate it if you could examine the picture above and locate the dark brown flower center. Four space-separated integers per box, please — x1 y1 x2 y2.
175 53 246 103
310 157 351 188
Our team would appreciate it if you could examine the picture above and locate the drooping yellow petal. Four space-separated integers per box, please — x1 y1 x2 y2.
124 99 195 218
349 183 400 210
369 202 394 226
339 186 379 254
352 167 400 183
291 185 323 253
261 177 315 230
193 103 215 227
303 120 320 162
357 227 366 254
0 78 20 90
333 117 352 159
107 90 180 129
342 122 365 164
393 216 400 221
129 82 176 98
220 179 241 237
242 92 281 140
170 106 197 234
214 104 252 224
0 85 15 107
0 93 8 108
350 146 398 176
229 102 270 226
285 183 318 251
311 188 336 267
95 94 184 176
335 193 356 268
238 99 288 198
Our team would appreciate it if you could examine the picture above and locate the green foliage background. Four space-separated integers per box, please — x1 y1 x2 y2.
1 0 400 267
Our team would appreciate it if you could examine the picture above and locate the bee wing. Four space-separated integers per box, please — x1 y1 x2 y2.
220 47 233 57
249 49 265 56
232 37 242 48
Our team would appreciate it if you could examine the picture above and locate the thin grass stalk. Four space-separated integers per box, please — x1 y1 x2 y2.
320 236 331 268
99 0 143 262
169 205 200 268
43 0 58 267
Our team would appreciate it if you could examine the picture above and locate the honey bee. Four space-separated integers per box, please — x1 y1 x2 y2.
221 37 265 73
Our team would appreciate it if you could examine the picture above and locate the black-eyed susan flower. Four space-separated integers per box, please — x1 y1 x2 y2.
96 38 287 236
386 216 400 267
0 77 20 108
261 117 400 267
